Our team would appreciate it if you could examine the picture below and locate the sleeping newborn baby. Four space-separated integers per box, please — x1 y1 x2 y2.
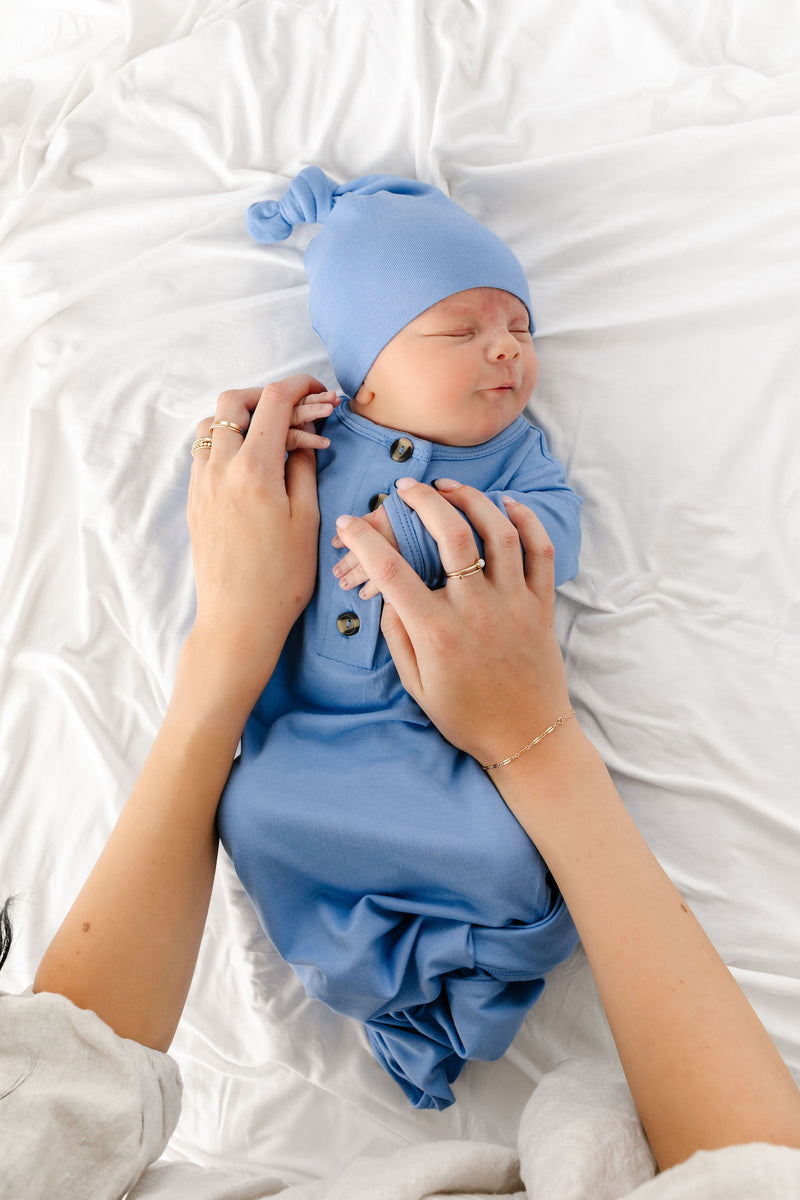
218 167 582 1109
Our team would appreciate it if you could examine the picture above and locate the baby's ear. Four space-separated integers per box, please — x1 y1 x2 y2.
353 382 374 407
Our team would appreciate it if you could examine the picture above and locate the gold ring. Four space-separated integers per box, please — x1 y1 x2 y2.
210 420 245 436
445 556 485 580
191 437 213 456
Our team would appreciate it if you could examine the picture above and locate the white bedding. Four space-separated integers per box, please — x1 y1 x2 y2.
1 0 799 1190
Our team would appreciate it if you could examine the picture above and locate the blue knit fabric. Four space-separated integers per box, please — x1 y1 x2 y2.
218 402 581 1109
246 167 534 398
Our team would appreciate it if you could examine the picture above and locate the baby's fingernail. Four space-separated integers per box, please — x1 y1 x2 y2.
359 587 371 600
502 494 519 507
336 514 354 529
433 478 458 491
395 477 416 491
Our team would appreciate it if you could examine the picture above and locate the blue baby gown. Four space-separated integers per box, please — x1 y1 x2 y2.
218 400 582 1109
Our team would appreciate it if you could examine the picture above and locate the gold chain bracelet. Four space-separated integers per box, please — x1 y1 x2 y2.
481 710 576 771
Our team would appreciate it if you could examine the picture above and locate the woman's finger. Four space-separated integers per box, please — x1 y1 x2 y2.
500 497 556 598
284 442 319 524
189 418 214 487
333 512 435 628
231 374 328 477
380 601 421 696
206 390 257 464
391 479 482 582
424 480 525 589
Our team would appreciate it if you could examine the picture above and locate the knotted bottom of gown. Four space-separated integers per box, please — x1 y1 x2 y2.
365 973 546 1109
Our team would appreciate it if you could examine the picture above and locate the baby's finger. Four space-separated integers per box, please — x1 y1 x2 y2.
333 512 435 627
336 562 368 591
332 549 359 578
286 428 331 451
290 394 338 426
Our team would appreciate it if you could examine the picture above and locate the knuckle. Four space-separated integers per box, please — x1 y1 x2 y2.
371 555 400 589
447 526 474 559
498 527 521 553
259 381 289 406
216 389 237 407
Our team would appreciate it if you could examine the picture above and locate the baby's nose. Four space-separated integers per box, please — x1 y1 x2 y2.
490 330 520 360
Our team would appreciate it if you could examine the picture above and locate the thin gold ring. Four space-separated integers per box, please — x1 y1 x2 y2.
210 420 245 436
191 437 213 456
445 556 485 580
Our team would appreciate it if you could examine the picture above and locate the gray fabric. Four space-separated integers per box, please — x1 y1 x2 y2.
2 991 799 1200
0 989 181 1200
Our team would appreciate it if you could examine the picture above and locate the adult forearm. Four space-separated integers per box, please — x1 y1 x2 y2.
492 724 800 1170
33 635 266 1051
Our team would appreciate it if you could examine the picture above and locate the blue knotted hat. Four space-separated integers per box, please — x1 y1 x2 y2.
246 167 534 399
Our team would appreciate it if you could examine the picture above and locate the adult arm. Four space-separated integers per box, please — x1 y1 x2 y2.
33 376 328 1052
333 477 800 1172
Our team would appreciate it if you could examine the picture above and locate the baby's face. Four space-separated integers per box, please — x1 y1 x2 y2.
350 287 538 446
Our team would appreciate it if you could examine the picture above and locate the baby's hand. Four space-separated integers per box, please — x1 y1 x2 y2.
332 503 399 599
286 390 340 451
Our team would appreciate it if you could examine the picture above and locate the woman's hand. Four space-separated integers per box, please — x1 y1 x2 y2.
34 374 330 1050
334 477 571 768
337 474 800 1171
185 376 326 714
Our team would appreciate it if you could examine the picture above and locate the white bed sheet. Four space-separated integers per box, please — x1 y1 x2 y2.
1 0 799 1187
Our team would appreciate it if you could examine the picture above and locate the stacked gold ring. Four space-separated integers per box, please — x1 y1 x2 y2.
444 556 485 580
191 420 245 458
210 420 245 436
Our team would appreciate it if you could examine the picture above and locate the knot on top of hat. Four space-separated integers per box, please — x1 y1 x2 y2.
246 166 338 243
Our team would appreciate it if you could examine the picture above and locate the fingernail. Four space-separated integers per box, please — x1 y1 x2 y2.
395 477 416 491
502 494 519 506
336 514 354 529
433 478 459 491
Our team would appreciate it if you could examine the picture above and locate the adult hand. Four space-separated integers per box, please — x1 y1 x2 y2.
34 374 330 1049
186 376 326 711
334 477 572 769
